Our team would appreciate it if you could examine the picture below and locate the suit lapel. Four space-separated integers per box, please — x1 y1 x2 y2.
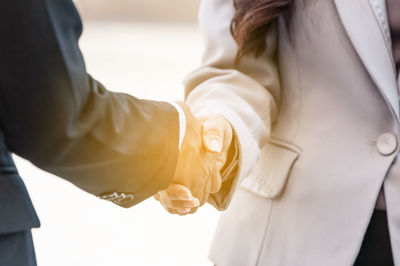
334 0 399 119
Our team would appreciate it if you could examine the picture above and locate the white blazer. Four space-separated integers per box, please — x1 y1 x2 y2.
185 0 400 265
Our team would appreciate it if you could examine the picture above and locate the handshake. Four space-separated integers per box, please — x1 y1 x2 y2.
154 103 233 215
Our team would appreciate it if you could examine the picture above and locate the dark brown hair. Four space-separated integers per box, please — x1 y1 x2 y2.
231 0 294 61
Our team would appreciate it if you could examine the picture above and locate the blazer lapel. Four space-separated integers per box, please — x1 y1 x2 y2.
334 0 399 119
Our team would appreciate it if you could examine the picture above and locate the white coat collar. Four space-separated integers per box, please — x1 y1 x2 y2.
334 0 399 119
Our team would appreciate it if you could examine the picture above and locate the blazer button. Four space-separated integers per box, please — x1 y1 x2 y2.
377 133 398 156
116 193 134 204
98 192 134 205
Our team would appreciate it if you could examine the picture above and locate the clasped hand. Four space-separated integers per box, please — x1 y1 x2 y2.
154 103 232 215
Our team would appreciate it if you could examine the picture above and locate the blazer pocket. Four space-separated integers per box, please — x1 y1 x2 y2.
240 138 301 199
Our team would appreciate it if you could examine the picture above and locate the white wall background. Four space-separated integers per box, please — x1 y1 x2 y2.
14 22 221 266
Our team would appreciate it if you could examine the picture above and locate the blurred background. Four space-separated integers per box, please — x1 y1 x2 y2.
74 0 200 22
13 0 222 265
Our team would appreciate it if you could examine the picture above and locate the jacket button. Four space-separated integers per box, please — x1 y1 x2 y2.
377 133 398 156
116 193 134 204
98 192 135 205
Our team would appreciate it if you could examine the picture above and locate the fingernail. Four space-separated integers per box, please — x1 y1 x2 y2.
207 139 223 153
178 208 191 214
192 197 200 207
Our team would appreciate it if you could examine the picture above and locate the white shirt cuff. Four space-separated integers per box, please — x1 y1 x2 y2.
166 101 186 150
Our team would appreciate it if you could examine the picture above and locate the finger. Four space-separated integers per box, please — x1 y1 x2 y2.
210 162 222 193
215 151 229 170
157 190 200 209
172 207 192 213
153 192 161 201
159 199 191 215
189 207 198 214
162 199 200 209
200 177 211 206
165 184 200 204
167 184 193 200
170 199 200 208
202 116 233 154
202 120 224 153
165 206 190 215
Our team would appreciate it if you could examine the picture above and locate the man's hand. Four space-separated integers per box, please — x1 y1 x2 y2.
153 183 200 215
154 103 224 214
155 111 233 215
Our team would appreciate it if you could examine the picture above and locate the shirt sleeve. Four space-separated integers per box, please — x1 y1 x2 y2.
166 101 187 150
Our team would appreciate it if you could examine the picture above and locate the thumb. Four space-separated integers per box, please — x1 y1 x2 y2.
202 119 224 153
201 115 232 154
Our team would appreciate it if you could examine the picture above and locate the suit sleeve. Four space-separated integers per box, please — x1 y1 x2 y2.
0 0 179 207
184 0 280 210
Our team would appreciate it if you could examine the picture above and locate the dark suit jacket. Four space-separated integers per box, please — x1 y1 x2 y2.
0 0 180 234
